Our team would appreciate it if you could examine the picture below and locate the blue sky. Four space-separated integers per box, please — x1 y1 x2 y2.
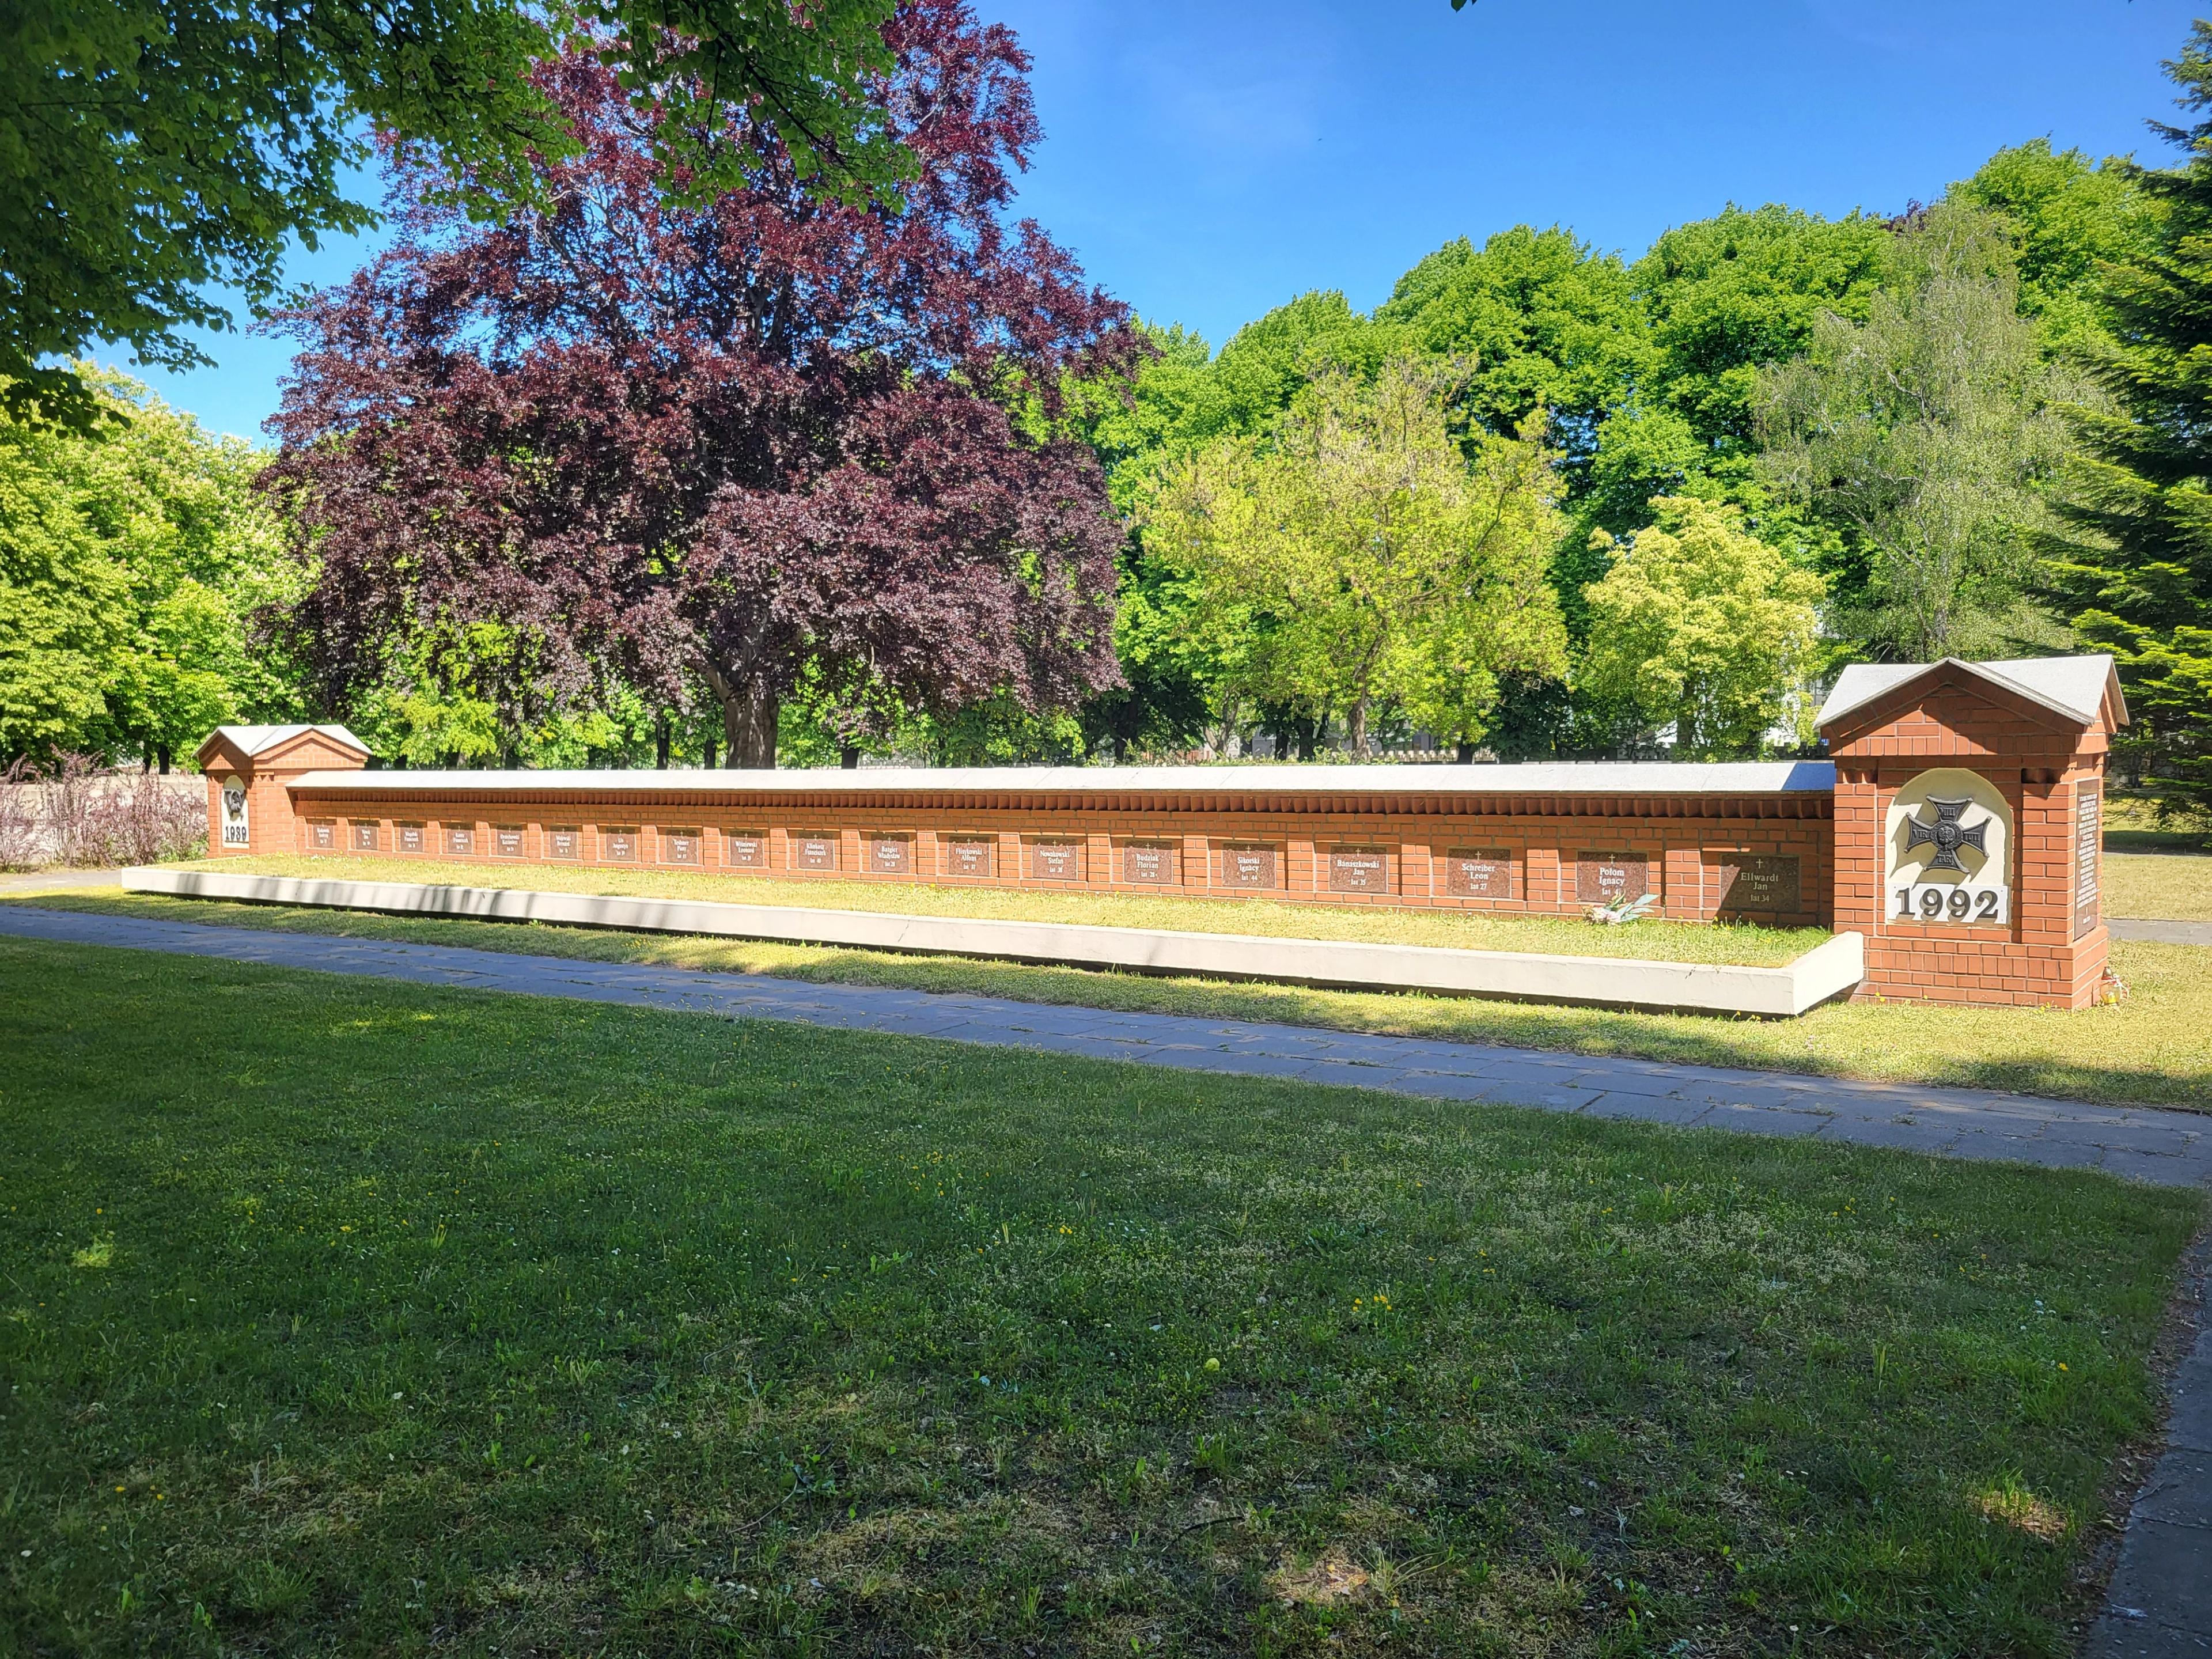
123 0 2200 441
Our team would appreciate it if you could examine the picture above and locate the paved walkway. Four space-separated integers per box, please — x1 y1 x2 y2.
2112 918 2212 946
3 903 2207 1189
2089 1239 2212 1659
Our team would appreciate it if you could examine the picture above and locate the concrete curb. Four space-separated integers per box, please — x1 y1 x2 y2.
121 867 1866 1018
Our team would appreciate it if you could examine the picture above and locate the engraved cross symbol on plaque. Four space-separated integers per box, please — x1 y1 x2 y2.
1904 797 1988 872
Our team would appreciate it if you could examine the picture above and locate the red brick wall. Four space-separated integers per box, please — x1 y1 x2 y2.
278 787 1836 927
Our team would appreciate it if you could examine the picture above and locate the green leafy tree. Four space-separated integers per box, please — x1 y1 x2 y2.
1142 355 1567 755
3 0 905 429
0 369 302 764
2047 21 2212 817
1756 203 2074 662
1949 139 2150 353
1580 496 1824 760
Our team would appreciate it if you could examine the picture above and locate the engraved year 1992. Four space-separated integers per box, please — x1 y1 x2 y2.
1893 884 2007 925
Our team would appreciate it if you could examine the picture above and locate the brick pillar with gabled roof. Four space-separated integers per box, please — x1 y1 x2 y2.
1817 656 2126 1009
194 725 372 858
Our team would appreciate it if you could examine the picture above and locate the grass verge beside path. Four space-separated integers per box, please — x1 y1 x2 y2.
181 854 1827 966
13 888 2212 1112
2104 851 2212 922
1 935 2200 1657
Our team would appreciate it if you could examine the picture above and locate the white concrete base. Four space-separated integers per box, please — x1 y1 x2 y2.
121 868 1866 1017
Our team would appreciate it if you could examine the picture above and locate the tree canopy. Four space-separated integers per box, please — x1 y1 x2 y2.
267 7 1134 768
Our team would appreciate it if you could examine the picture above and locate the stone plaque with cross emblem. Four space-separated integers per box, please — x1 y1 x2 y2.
941 836 995 878
1442 847 1513 899
1885 768 2012 927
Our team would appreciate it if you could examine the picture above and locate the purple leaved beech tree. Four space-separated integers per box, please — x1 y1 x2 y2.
264 2 1135 766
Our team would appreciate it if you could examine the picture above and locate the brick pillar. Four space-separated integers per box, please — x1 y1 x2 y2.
192 726 370 860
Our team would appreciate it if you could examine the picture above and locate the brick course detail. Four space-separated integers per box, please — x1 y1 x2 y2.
192 656 2126 1011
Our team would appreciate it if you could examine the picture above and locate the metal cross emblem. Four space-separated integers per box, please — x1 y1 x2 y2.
1904 797 1987 872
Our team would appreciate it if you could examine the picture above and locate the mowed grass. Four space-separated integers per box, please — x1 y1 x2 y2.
2103 851 2212 921
16 889 2212 1111
0 937 2202 1658
181 854 1827 966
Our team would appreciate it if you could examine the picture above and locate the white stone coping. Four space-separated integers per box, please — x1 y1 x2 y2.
283 759 1838 797
123 868 1866 1018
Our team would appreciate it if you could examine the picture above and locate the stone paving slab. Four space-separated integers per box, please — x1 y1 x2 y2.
3 902 2207 1188
2111 918 2212 946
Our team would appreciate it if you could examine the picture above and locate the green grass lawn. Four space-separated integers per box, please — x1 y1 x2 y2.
0 935 2199 1657
181 854 1828 966
2104 851 2212 921
16 888 2212 1112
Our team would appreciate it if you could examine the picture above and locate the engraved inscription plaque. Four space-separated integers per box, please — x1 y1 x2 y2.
1030 839 1084 881
445 825 475 856
1328 847 1389 893
791 833 838 872
725 832 766 869
397 823 426 854
1711 853 1800 916
661 829 702 866
941 836 995 878
1575 851 1647 904
2075 781 2101 938
1122 841 1176 885
602 828 638 863
1217 844 1278 891
869 835 912 874
1443 847 1513 899
494 825 525 857
308 820 335 850
547 827 581 860
351 821 379 852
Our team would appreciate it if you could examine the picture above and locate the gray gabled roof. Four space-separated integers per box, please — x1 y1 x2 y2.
200 724 370 760
1817 655 2124 730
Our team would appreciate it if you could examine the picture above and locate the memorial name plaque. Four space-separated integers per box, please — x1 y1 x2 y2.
869 836 912 874
1711 853 1800 916
1443 847 1513 900
308 820 335 850
1575 851 1647 904
1122 841 1176 885
351 821 379 852
2075 781 2101 938
494 825 525 857
791 833 838 872
547 827 581 860
397 823 426 854
1328 847 1389 894
1217 844 1278 891
446 826 475 856
941 836 995 878
725 832 766 869
602 828 638 863
661 829 702 866
1031 839 1084 881
219 780 249 847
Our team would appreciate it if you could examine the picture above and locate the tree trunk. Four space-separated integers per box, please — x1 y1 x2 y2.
1456 739 1476 764
840 744 860 770
655 713 671 769
1112 730 1128 763
710 673 778 769
1346 698 1370 757
703 735 717 768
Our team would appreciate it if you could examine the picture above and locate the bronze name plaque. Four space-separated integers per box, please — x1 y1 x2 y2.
942 837 995 878
2074 782 2101 939
1031 840 1084 881
1123 841 1176 885
397 824 426 854
1711 853 1800 916
308 821 335 850
547 827 581 860
1328 847 1389 893
869 836 912 874
726 833 766 869
1217 844 1277 891
791 834 838 872
602 829 638 862
351 821 379 852
661 829 702 866
1443 847 1513 899
494 825 525 857
1575 851 1646 904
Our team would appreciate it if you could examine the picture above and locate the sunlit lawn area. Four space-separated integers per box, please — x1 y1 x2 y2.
16 887 2212 1111
0 934 2200 1657
2103 851 2212 921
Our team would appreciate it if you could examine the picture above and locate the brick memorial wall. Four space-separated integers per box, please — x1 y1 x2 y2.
192 656 2126 1009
